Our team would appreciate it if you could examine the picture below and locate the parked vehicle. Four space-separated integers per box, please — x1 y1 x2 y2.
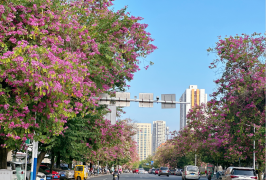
103 168 110 174
158 167 170 177
216 171 223 180
155 169 159 175
74 165 88 180
60 166 74 179
53 168 67 180
40 165 60 179
7 161 26 180
38 168 53 180
148 169 152 174
7 161 46 180
151 169 156 174
224 167 257 180
170 169 175 175
182 165 200 180
175 169 183 176
94 168 98 175
139 168 145 174
133 169 139 174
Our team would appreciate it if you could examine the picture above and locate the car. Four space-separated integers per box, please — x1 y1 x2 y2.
224 167 257 180
60 166 74 179
139 168 145 174
123 169 129 173
37 167 53 180
133 169 139 174
155 169 159 175
170 169 175 175
263 171 265 180
40 165 60 179
151 169 156 174
182 165 200 180
53 168 67 179
158 167 170 177
175 169 183 176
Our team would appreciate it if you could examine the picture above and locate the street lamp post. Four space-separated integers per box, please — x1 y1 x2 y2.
247 124 256 169
195 154 197 166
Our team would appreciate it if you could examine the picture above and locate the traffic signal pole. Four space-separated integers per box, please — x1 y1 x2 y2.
92 97 190 104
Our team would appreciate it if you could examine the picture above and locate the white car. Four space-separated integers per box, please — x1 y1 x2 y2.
182 165 200 180
224 167 257 180
139 168 145 174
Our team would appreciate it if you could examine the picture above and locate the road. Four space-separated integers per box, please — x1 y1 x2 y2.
89 174 209 180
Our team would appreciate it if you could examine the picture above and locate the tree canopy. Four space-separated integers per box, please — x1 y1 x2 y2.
0 0 156 169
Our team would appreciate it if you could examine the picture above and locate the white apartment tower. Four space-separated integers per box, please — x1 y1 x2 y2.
179 85 207 130
152 121 166 155
133 123 152 161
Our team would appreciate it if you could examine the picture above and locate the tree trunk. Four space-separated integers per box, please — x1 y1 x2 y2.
258 161 263 180
36 151 46 174
0 147 8 169
68 162 72 169
258 171 262 180
56 152 60 168
68 157 73 169
50 150 55 174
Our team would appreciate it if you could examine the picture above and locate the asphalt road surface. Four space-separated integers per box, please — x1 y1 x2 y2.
89 174 208 180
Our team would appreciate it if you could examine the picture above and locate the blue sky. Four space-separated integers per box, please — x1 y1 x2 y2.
112 0 265 133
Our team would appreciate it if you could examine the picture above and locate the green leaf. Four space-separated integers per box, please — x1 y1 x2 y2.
1 14 6 21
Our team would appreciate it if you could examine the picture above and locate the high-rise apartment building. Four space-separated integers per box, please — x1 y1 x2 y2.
152 121 166 155
179 85 208 130
133 123 152 161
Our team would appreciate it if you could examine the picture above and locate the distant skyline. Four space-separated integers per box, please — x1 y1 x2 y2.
113 0 265 133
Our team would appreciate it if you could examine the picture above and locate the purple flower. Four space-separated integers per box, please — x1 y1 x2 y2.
0 5 5 14
4 104 9 110
66 36 71 42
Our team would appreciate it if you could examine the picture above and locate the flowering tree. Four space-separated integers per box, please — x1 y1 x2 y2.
158 33 265 179
153 143 174 167
0 0 156 168
205 33 265 172
89 119 139 168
